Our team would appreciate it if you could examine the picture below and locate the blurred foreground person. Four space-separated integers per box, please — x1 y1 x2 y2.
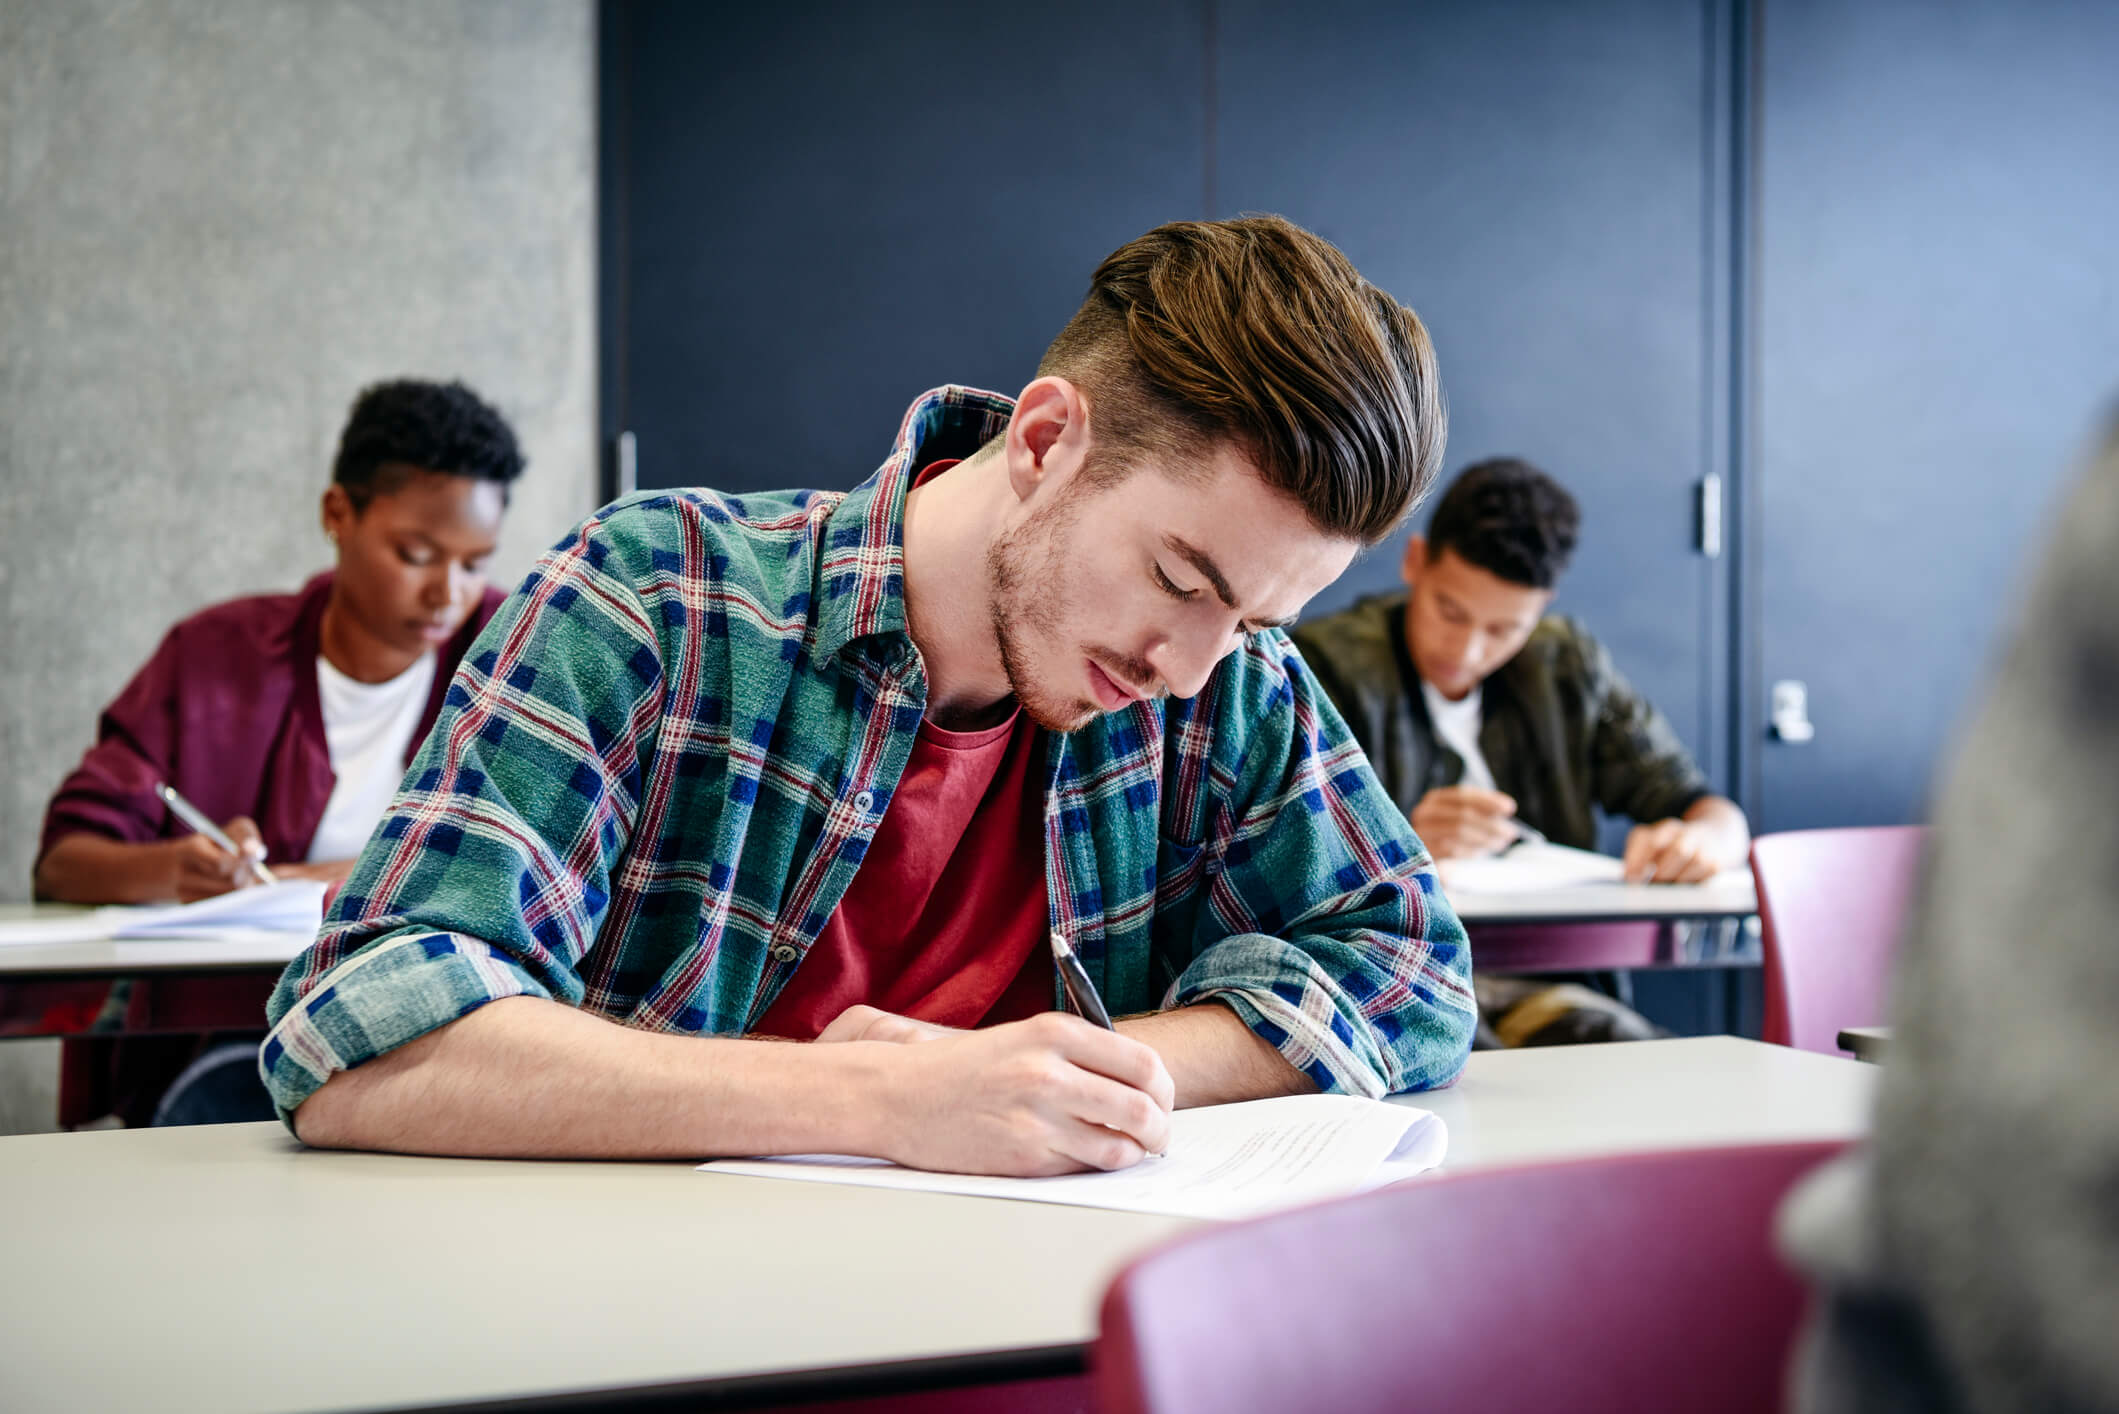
1784 412 2119 1412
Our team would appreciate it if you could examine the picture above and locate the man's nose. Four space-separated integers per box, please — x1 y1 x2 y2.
1148 630 1234 701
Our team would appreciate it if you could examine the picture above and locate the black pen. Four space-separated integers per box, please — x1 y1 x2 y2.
1052 930 1168 1158
1049 930 1114 1029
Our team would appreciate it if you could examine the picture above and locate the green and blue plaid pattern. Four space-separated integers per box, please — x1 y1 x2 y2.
262 387 1475 1123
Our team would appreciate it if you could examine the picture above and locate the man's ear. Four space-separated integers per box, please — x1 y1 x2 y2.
1003 376 1092 507
1400 533 1428 587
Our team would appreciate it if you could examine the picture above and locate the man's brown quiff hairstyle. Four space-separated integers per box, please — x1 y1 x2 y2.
1036 214 1446 544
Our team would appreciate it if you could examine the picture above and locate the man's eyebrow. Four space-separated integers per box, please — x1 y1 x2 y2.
1164 535 1238 608
1164 535 1298 629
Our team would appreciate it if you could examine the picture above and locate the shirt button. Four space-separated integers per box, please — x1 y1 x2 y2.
771 944 799 964
854 790 875 813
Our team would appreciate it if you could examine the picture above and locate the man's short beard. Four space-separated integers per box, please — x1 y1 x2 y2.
986 489 1098 733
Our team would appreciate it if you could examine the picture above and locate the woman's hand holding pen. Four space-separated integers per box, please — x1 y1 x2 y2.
858 1012 1173 1177
167 815 270 902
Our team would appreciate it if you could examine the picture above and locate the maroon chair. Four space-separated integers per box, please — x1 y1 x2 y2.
1095 1141 1846 1414
1750 826 1927 1054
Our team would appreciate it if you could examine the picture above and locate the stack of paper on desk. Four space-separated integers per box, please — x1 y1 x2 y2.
0 880 329 947
699 1093 1446 1221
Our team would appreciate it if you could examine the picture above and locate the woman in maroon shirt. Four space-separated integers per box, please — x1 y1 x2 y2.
34 378 526 1124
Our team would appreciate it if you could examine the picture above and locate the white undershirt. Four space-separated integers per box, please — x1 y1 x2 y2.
1421 680 1497 792
308 652 438 862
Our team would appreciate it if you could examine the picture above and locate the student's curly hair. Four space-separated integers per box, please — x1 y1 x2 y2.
331 379 526 510
1424 457 1580 589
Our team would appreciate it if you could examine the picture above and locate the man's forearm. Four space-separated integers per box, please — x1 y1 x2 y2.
293 995 894 1159
1683 794 1752 868
1118 1002 1316 1109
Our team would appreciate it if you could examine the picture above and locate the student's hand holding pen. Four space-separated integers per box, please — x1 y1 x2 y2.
1621 817 1722 884
167 814 272 902
1410 785 1524 859
855 1012 1174 1177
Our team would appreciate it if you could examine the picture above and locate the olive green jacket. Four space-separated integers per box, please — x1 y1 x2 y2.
1290 592 1709 850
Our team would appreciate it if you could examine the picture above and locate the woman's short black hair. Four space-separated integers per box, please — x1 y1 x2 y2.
332 379 526 510
1424 457 1580 589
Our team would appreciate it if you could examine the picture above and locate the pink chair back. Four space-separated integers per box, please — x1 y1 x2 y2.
1095 1140 1847 1414
1750 826 1926 1053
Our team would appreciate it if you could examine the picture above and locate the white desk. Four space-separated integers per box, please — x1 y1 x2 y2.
0 904 305 1044
1406 1035 1869 1166
0 1037 1872 1414
1439 854 1761 976
0 930 310 980
1446 871 1758 927
0 903 312 980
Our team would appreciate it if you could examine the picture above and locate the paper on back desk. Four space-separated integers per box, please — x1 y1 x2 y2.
0 879 329 947
698 1092 1447 1221
1437 841 1628 894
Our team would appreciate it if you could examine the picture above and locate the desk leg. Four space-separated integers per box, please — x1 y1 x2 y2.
1609 969 1636 1009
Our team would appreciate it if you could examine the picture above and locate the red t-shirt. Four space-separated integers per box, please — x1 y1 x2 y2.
751 461 1053 1040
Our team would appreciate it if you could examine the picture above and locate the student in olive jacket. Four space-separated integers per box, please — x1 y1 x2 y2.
1293 458 1749 1044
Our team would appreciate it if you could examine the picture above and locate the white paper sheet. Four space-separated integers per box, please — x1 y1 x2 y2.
0 880 328 947
1437 841 1628 894
698 1093 1447 1221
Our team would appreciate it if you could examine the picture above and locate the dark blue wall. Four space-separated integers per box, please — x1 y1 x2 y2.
602 0 1735 808
1749 0 2119 830
1210 0 1735 812
603 0 1205 496
601 0 2119 837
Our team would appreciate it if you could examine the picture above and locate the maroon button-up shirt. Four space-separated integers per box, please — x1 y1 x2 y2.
35 570 505 1127
39 570 504 870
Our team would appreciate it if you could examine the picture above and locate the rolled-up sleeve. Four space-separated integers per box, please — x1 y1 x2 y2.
260 931 555 1117
1161 635 1476 1097
261 511 670 1125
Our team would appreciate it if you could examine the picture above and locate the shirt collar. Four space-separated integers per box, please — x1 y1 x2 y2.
814 385 1017 663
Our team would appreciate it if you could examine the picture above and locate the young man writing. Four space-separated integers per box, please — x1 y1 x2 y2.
1292 458 1750 1044
265 216 1475 1173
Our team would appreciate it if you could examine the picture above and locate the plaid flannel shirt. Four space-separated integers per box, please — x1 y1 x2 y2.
262 387 1476 1123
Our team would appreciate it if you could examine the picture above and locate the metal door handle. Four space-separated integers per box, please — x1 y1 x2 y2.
1770 679 1815 743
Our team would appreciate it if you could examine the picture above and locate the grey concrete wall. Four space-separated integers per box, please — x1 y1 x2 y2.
0 0 596 1130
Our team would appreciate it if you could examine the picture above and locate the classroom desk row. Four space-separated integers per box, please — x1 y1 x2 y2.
0 866 1761 1039
0 1035 1870 1414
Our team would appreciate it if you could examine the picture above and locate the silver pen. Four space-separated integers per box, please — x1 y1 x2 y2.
154 781 277 885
